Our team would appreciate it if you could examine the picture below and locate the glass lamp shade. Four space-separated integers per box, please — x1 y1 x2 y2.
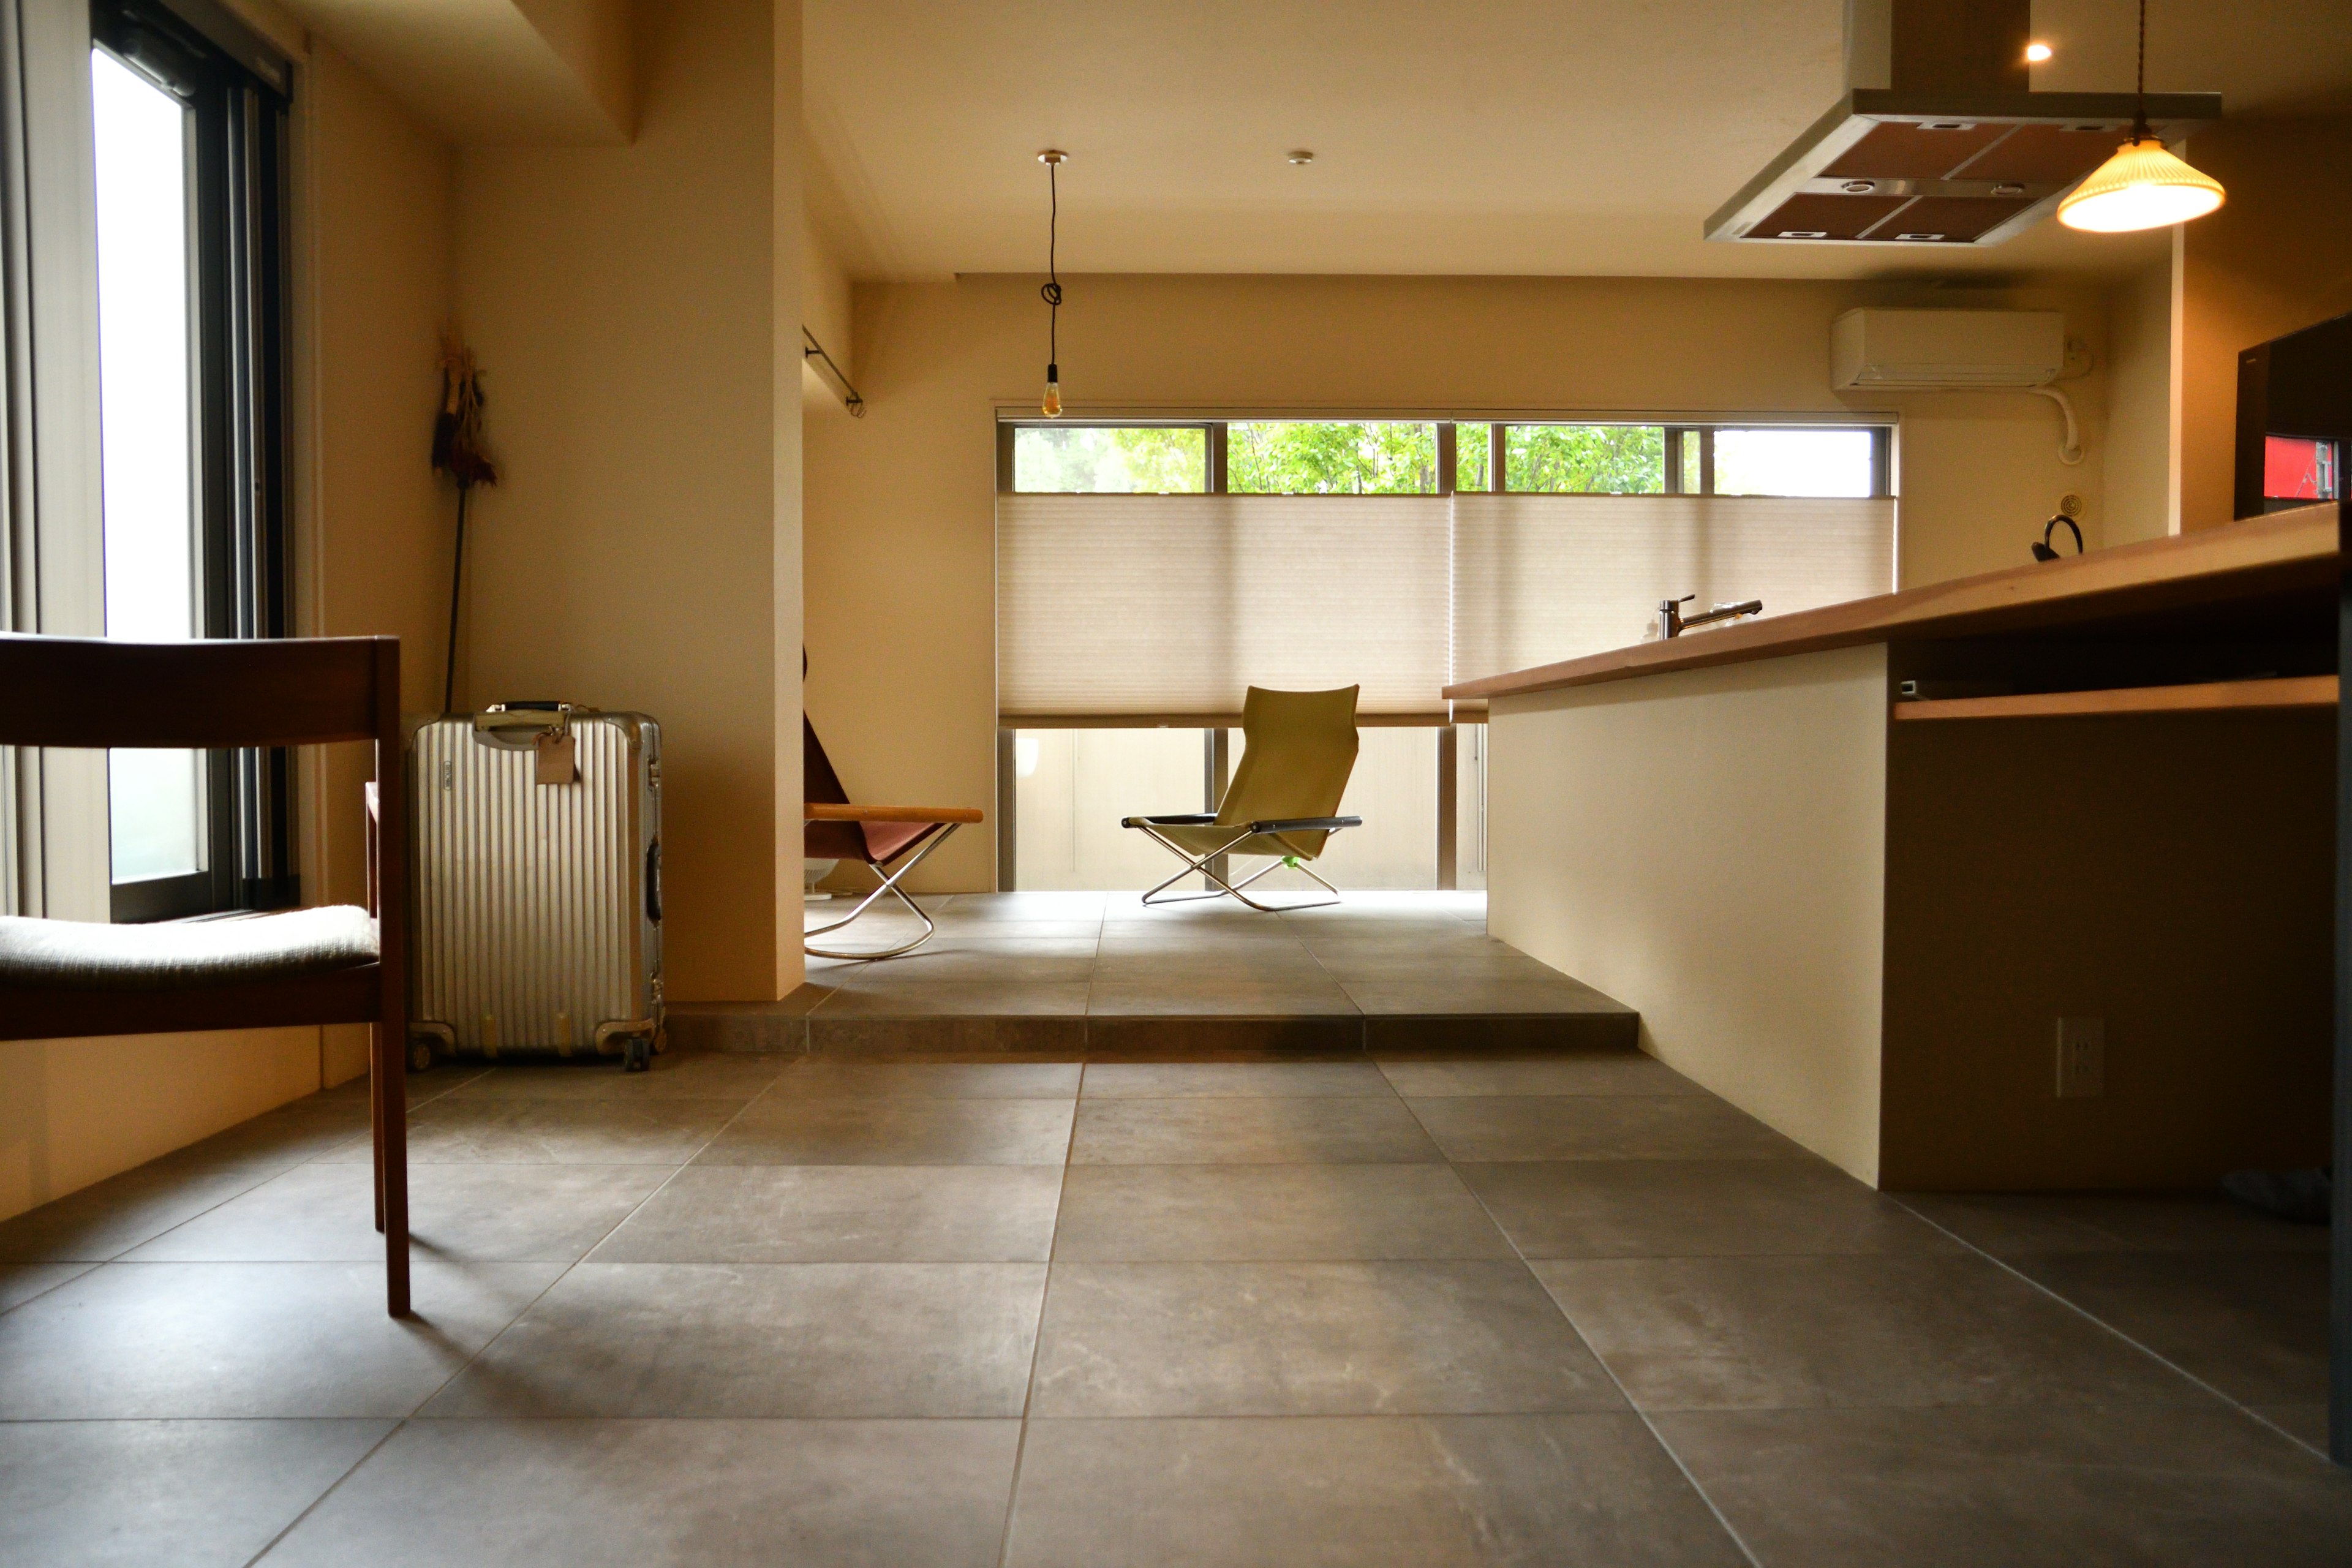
2059 137 2225 233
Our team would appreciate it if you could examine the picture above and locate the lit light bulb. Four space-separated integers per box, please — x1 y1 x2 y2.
2059 137 2225 233
1042 362 1062 418
2024 41 2052 62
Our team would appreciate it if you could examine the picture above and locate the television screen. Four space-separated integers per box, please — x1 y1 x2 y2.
2263 435 2341 505
2237 311 2351 519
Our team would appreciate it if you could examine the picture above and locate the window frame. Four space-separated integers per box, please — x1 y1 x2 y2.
91 0 293 923
998 416 1893 500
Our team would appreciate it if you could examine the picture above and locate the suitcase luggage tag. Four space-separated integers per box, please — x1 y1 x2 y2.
534 729 577 785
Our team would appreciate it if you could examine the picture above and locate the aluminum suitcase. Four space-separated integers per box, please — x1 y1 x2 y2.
408 702 664 1071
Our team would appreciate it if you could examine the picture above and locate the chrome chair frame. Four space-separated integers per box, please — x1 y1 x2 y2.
1123 813 1362 913
804 823 963 960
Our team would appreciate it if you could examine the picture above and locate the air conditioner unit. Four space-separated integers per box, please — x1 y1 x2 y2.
1831 309 2064 390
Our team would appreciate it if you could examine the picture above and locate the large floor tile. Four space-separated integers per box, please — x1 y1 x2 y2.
1005 1414 1746 1567
696 1096 1075 1165
1336 974 1631 1016
1407 1095 1801 1161
780 1059 1082 1097
1071 1096 1441 1164
0 1153 288 1262
1461 1159 1962 1259
1378 1055 1702 1098
1079 1060 1392 1098
810 981 1093 1017
2008 1249 2328 1407
1532 1253 2203 1412
0 1418 391 1568
1654 1402 2352 1567
0 1260 94 1311
1900 1192 2331 1256
423 1261 1046 1417
261 1418 1020 1568
815 948 1100 985
1084 978 1362 1017
123 1161 673 1263
1054 1163 1513 1262
325 1098 741 1165
0 1259 563 1418
1031 1261 1623 1417
439 1050 788 1102
595 1164 1063 1262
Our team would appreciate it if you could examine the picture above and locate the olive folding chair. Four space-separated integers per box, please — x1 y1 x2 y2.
1123 685 1363 913
0 633 413 1317
804 715 982 959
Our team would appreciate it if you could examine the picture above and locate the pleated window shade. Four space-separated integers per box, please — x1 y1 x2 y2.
998 492 1895 722
1450 494 1897 688
998 494 1452 722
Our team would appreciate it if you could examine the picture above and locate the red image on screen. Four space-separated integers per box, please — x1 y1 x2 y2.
2264 435 2340 501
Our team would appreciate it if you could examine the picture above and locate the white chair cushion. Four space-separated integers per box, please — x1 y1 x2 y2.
0 906 378 990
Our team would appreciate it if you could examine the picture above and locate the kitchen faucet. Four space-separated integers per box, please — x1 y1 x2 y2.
1658 596 1763 639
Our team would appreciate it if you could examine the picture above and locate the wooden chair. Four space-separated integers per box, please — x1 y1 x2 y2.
0 633 411 1316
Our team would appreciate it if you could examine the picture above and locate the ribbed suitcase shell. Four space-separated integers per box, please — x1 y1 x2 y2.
409 710 662 1058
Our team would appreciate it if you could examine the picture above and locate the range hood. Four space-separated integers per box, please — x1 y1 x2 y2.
1705 0 2219 247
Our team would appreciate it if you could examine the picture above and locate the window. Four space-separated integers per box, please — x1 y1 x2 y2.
1011 424 1207 493
995 413 1893 891
1227 421 1437 495
91 0 292 921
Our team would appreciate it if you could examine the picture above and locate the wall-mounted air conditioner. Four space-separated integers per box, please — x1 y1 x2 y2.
1831 309 2064 390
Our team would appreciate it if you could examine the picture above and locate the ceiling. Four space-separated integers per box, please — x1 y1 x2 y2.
804 0 2352 282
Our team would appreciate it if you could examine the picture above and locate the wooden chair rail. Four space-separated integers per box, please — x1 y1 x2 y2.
0 633 389 748
805 802 986 824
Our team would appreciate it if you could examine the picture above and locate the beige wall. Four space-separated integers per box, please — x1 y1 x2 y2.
2177 118 2352 532
456 0 802 1003
1484 647 1893 1183
1 34 458 1223
2102 258 2176 545
806 272 2120 893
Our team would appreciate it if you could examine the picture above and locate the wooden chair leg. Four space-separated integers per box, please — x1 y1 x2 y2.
372 1017 411 1318
371 1034 386 1234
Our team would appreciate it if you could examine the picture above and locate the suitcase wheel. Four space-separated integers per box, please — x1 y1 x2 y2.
622 1036 652 1073
407 1038 436 1074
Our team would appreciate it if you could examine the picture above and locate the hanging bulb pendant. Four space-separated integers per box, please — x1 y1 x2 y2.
1038 150 1068 420
1042 362 1062 419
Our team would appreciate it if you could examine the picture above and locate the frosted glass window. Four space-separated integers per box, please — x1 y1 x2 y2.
94 48 205 885
1713 428 1877 498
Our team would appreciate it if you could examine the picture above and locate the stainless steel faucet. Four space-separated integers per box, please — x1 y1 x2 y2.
1658 596 1763 639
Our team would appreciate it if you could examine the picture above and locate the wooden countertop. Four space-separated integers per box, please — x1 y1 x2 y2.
1445 503 2339 703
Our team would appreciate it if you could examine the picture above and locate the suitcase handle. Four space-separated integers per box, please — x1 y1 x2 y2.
645 838 662 924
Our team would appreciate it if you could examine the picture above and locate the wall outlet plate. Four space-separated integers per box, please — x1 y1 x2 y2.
2056 1016 2105 1099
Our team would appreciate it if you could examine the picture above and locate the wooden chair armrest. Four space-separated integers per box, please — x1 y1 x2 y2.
805 802 984 824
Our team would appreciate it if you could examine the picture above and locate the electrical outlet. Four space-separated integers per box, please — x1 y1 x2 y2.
2056 1017 2105 1099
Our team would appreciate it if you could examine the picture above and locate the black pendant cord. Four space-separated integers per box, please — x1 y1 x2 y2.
2132 0 2150 140
441 485 467 716
1041 158 1061 377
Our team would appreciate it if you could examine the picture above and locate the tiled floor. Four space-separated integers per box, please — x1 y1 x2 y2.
675 891 1640 1055
2 1038 2345 1563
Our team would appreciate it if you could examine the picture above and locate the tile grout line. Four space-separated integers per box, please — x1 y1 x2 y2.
1886 1195 2335 1463
993 1058 1085 1568
239 1416 410 1566
1390 1085 1768 1568
390 1066 800 1420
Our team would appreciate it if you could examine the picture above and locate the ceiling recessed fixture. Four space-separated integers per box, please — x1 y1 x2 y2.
1779 230 1830 239
1893 231 1948 241
1287 149 1314 165
1841 179 1875 193
2025 41 2053 62
2059 0 2225 233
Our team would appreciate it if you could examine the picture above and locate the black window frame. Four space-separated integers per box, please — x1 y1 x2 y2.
998 417 1892 500
92 0 295 923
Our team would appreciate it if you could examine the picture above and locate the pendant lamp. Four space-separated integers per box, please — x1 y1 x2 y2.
2059 0 2223 233
1038 150 1066 417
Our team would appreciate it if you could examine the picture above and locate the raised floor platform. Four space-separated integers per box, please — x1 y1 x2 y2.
669 892 1637 1057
